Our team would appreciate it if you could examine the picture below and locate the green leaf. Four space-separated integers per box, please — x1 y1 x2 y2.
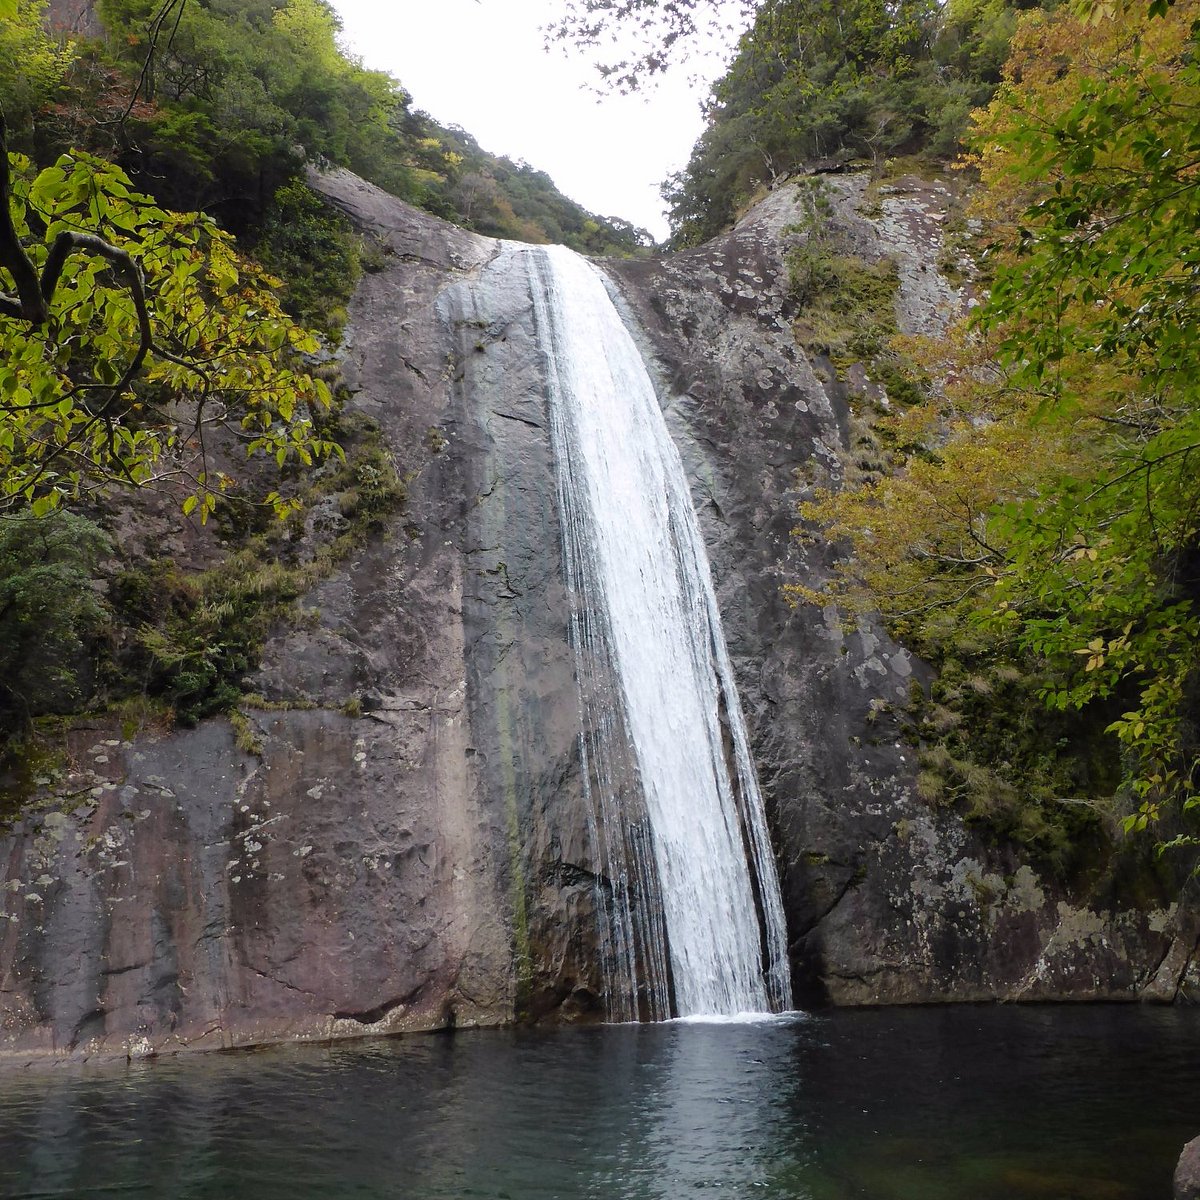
0 141 338 522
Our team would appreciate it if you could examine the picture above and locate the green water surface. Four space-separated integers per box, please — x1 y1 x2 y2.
0 1005 1196 1199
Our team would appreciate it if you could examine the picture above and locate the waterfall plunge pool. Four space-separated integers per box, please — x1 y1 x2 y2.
2 1005 1198 1199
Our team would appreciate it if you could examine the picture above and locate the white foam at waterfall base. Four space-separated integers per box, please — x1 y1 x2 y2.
671 1011 810 1026
526 242 793 1019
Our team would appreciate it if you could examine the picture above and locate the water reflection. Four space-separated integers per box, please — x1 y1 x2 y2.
630 1018 805 1196
1 1007 1198 1199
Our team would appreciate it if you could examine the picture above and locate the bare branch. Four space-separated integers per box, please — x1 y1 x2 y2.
117 0 189 123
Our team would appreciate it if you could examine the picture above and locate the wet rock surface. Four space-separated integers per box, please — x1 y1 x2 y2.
605 171 1199 1006
439 244 610 1019
2 166 1195 1064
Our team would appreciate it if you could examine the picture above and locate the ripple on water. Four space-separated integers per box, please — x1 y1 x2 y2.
0 1007 1198 1200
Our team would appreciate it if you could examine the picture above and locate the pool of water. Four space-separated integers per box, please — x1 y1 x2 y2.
1 1006 1198 1199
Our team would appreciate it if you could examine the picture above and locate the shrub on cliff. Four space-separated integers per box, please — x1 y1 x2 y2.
0 512 110 728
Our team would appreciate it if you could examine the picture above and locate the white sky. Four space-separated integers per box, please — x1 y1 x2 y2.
329 1 742 242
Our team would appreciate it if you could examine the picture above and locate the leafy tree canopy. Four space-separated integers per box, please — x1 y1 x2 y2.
665 0 1046 245
0 0 75 130
1 136 335 519
797 0 1200 851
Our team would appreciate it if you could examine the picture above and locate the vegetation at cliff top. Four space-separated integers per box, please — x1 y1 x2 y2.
79 0 650 254
665 0 1050 246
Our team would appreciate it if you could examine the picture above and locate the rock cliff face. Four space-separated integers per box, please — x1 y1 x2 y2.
1 175 518 1063
2 167 1195 1063
603 173 1199 1006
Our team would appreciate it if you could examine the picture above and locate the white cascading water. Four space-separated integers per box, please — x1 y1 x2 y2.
524 243 793 1019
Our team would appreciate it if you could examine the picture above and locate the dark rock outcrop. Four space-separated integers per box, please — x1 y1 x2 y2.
1177 1135 1200 1200
2 166 1195 1063
45 0 101 35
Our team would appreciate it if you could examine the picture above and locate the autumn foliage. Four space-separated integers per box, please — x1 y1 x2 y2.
797 0 1200 851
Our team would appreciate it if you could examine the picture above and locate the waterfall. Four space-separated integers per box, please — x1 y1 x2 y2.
524 243 792 1019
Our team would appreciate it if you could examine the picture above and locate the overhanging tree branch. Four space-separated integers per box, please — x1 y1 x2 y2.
1 106 230 513
116 0 189 122
1 106 203 405
0 93 339 525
